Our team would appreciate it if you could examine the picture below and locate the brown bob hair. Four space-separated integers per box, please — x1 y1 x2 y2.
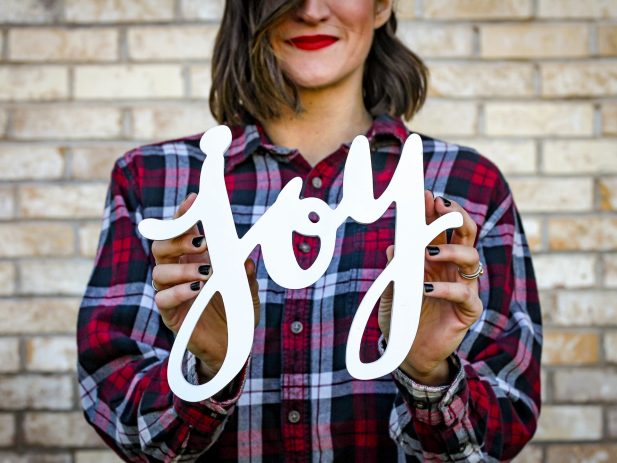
209 0 429 125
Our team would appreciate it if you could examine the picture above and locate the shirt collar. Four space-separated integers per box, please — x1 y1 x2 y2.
223 114 410 173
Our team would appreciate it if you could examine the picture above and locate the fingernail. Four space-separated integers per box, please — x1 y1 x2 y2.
192 236 204 247
424 283 434 293
441 197 451 207
198 264 211 276
426 246 440 256
190 281 201 291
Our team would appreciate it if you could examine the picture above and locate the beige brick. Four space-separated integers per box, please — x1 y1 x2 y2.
25 337 76 372
408 101 477 136
547 445 617 463
0 454 71 463
9 28 117 62
24 412 104 447
0 145 65 180
75 451 123 463
0 66 68 101
0 187 14 219
609 407 617 437
0 414 15 446
72 145 129 180
551 291 617 326
0 262 16 296
0 338 19 373
75 65 183 99
0 375 72 409
79 222 102 257
535 406 602 441
512 444 542 463
0 222 75 258
480 24 589 58
509 178 593 213
539 0 617 18
533 255 596 289
180 0 225 20
520 216 542 252
429 63 534 98
0 108 7 137
398 22 473 57
554 368 617 402
189 64 212 99
133 105 216 139
606 331 617 363
544 140 617 174
19 259 93 296
485 103 594 136
548 217 617 251
65 0 174 23
128 26 218 60
602 103 617 135
600 177 617 211
542 63 617 97
18 184 107 219
11 106 123 140
605 253 617 287
455 139 536 175
0 0 60 23
424 0 532 19
0 298 79 334
543 330 599 365
599 25 617 55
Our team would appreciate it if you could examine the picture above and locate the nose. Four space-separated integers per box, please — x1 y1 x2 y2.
296 0 330 24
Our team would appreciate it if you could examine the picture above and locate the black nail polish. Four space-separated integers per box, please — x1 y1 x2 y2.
424 283 434 293
192 236 204 247
190 281 201 291
427 246 440 256
198 264 211 276
441 197 452 207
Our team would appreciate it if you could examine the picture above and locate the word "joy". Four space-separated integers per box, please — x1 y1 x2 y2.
138 126 462 402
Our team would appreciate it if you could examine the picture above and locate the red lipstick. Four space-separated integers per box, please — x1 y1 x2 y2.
288 34 338 51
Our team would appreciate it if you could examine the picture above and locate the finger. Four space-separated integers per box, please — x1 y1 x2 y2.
423 281 483 326
174 192 197 219
155 280 203 315
434 196 477 246
152 233 207 264
245 259 261 327
425 244 480 277
425 191 447 245
152 262 212 291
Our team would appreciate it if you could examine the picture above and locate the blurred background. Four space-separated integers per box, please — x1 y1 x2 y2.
0 0 616 462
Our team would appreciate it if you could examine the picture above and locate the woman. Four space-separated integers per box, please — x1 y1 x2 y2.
78 0 542 461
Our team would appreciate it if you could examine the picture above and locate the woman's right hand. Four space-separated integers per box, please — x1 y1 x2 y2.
151 193 261 382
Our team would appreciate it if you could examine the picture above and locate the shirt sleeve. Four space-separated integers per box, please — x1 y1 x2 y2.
77 155 246 461
388 175 542 461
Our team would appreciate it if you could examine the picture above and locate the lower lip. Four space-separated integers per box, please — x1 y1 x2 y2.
288 38 338 51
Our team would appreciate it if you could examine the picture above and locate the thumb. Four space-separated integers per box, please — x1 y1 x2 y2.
174 192 198 219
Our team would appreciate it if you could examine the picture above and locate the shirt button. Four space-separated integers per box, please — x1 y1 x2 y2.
298 242 311 253
458 443 467 453
311 176 323 189
288 410 301 423
414 401 427 410
290 321 303 334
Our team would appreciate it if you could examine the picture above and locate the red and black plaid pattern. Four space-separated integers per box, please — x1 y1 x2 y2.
78 115 541 462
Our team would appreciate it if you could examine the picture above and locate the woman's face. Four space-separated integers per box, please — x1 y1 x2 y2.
269 0 392 91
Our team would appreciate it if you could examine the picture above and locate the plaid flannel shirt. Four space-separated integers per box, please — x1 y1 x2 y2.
78 115 542 462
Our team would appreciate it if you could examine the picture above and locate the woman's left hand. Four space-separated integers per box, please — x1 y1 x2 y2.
378 192 484 386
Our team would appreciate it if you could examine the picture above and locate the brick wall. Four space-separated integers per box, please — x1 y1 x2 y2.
0 0 615 461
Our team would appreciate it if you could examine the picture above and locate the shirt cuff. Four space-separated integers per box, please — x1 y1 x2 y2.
378 335 469 427
172 351 249 433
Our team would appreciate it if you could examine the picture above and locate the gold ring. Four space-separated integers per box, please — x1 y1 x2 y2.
458 262 484 280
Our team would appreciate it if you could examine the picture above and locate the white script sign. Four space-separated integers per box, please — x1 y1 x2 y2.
138 125 463 402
